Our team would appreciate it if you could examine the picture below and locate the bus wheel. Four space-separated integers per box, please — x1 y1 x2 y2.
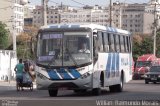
48 89 58 97
109 73 123 92
116 73 124 92
92 88 101 96
109 85 116 92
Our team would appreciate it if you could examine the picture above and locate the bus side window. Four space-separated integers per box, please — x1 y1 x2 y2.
115 35 120 52
97 32 104 52
118 35 121 52
120 35 125 52
110 34 115 52
108 33 111 52
128 36 131 53
126 36 129 53
103 32 109 52
123 36 127 53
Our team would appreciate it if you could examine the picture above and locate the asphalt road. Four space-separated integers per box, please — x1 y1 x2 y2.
0 80 160 106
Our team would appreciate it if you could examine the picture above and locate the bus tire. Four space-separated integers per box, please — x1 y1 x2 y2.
92 88 101 96
116 72 124 92
109 85 116 92
48 89 58 97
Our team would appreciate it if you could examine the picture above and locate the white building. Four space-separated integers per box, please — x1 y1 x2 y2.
0 0 26 36
0 0 28 81
61 5 110 26
32 5 110 27
33 6 61 27
112 2 155 34
145 0 160 29
24 4 35 18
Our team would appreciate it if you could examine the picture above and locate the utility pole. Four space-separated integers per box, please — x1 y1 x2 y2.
109 0 112 27
42 0 47 26
153 2 157 56
119 5 122 29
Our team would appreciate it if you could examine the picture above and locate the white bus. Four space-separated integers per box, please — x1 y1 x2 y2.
35 24 132 96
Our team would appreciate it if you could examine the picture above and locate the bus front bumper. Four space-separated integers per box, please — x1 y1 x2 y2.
36 73 93 90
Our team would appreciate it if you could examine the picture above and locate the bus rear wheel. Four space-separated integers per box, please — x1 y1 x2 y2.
116 72 124 92
109 73 123 92
92 88 101 96
48 89 58 97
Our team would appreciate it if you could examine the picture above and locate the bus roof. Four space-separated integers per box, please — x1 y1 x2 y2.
40 23 131 35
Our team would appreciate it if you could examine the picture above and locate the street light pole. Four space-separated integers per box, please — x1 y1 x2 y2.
153 2 157 56
42 0 47 26
109 0 112 27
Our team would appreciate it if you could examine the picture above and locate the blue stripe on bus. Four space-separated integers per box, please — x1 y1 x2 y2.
106 53 112 78
116 53 120 77
106 53 120 78
69 69 81 78
47 69 81 80
58 69 72 79
47 70 61 80
111 53 116 77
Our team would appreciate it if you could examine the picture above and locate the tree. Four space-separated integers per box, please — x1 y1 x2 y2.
132 34 153 60
0 21 9 49
16 25 38 60
156 32 160 57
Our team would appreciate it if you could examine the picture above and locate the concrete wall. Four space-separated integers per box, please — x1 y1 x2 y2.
0 50 17 81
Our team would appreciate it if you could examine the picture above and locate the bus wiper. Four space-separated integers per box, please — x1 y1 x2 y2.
66 48 79 68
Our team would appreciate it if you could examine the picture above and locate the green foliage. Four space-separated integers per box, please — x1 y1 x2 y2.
132 32 160 60
0 21 9 49
17 43 34 60
156 32 160 57
16 26 38 60
132 35 153 60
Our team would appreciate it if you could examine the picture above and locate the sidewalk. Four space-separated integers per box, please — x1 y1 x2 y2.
0 81 37 88
0 81 16 87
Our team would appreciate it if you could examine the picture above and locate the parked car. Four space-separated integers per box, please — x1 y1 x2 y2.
144 66 160 84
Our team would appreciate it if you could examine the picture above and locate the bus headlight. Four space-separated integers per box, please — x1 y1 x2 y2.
81 72 91 79
158 75 160 78
37 72 48 80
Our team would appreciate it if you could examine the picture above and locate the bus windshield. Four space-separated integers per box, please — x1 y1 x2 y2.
37 31 92 67
136 61 151 68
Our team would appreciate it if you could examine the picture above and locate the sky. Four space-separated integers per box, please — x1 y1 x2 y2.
29 0 150 7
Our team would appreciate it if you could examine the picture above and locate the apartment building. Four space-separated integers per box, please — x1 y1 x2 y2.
33 6 61 27
24 4 35 26
0 0 25 36
113 3 149 34
32 0 159 34
61 5 110 26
